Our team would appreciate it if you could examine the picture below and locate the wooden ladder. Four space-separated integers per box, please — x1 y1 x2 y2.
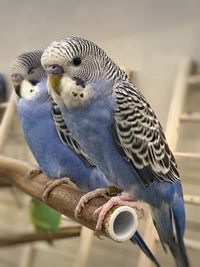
0 91 16 151
137 58 200 266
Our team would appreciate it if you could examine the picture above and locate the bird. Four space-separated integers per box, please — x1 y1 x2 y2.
41 36 190 267
11 50 161 267
11 50 110 195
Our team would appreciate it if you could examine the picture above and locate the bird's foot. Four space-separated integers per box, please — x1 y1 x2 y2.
74 186 121 219
75 188 109 219
93 195 144 235
43 177 71 201
25 167 42 180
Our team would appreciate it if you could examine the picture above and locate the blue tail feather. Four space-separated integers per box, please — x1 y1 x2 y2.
170 200 190 267
130 231 161 267
150 196 190 267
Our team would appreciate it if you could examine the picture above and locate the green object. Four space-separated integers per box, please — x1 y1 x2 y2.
30 198 61 231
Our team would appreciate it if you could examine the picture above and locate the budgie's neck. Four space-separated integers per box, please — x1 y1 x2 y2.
102 54 128 84
35 80 50 104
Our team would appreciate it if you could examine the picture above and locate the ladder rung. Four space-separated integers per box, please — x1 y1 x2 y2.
180 113 200 122
184 194 200 206
0 102 8 109
174 152 200 160
187 75 200 85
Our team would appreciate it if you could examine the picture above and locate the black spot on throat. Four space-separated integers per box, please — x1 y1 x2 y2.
72 77 85 88
72 92 77 97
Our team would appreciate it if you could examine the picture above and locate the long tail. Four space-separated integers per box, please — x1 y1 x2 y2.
150 191 190 267
130 231 161 267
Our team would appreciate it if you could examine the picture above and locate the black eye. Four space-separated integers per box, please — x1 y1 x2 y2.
72 57 82 66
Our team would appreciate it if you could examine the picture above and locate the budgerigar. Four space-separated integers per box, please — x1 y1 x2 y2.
42 36 189 267
11 50 110 193
11 50 161 267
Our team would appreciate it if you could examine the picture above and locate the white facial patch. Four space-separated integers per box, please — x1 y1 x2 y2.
20 80 39 100
60 76 92 109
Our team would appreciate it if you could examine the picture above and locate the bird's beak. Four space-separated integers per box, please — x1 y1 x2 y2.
46 64 64 96
48 74 62 95
13 84 21 98
11 74 24 98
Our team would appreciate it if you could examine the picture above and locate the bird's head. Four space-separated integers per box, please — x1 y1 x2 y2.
11 50 46 100
41 37 123 108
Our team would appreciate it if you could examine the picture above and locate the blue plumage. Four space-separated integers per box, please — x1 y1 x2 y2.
12 50 162 267
17 79 161 267
41 34 189 266
11 51 161 267
17 79 109 191
131 232 160 267
52 78 189 267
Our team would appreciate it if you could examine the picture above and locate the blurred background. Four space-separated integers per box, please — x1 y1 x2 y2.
0 0 199 266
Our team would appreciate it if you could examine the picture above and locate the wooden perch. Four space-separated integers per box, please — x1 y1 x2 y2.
0 177 12 187
0 226 81 247
0 155 138 242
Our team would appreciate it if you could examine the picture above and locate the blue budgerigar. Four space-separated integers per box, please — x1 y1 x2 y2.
11 50 110 193
41 36 190 267
11 51 161 267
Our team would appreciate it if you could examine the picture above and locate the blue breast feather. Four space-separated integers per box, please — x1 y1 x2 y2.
17 80 109 191
60 79 182 206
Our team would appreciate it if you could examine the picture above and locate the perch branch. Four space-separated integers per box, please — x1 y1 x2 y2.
0 176 12 187
0 226 81 247
0 155 138 242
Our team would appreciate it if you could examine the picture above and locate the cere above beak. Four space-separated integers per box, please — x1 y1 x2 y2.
46 64 64 75
11 73 24 83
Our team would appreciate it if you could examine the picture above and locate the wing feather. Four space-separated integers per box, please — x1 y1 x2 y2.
113 82 180 186
51 98 95 167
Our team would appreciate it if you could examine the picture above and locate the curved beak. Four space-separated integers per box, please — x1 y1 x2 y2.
11 74 24 97
46 65 64 95
48 74 62 95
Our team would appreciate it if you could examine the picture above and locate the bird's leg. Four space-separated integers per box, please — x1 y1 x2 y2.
25 166 42 179
94 194 144 234
43 177 72 201
74 186 122 219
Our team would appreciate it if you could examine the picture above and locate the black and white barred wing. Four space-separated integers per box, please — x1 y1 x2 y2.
51 99 95 167
112 82 180 187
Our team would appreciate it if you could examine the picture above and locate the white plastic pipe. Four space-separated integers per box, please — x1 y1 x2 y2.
104 206 138 242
